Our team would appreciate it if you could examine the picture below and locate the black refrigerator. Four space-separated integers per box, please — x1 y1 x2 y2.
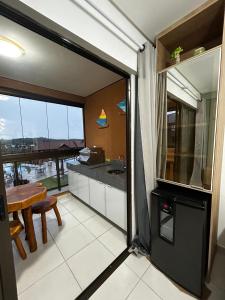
150 182 211 298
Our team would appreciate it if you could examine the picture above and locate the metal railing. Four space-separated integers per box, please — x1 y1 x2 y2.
2 148 81 191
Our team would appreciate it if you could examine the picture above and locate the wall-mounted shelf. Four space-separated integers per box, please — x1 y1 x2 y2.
156 0 225 72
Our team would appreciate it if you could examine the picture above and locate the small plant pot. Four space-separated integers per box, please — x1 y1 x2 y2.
175 54 181 64
170 54 181 66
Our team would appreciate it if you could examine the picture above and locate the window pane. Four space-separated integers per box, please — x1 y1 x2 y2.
0 94 84 154
3 162 15 189
18 159 58 191
20 98 49 152
68 106 84 148
59 156 78 188
47 103 68 150
0 95 23 154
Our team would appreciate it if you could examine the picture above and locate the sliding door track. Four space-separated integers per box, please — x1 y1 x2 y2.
76 248 130 300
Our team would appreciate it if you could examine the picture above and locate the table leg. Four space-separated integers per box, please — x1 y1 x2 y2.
21 210 28 240
22 207 37 252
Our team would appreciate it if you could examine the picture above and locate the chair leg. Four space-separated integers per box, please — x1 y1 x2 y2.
41 212 47 244
14 236 27 260
53 204 62 226
13 211 19 221
13 211 24 229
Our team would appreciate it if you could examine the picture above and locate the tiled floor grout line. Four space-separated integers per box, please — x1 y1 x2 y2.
16 205 85 296
64 236 97 261
46 214 91 293
109 257 151 300
62 195 127 258
18 262 66 297
47 225 84 293
96 234 126 258
139 265 165 300
46 210 98 263
59 196 129 295
82 220 113 239
16 194 128 299
65 259 83 292
124 277 142 300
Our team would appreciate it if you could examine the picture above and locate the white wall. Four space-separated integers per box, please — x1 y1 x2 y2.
7 0 147 73
218 131 225 248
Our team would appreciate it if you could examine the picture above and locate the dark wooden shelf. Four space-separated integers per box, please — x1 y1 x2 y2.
156 0 225 72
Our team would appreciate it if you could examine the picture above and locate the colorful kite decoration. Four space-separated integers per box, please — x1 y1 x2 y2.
96 108 108 128
117 99 126 113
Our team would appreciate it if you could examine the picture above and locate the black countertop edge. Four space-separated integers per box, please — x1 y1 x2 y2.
67 162 127 192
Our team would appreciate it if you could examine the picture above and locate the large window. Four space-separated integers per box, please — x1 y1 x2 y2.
0 94 84 154
0 95 23 154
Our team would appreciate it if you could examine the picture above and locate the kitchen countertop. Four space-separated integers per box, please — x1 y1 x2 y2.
67 161 127 191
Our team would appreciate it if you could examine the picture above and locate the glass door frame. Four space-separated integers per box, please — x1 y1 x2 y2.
0 2 133 299
0 149 17 300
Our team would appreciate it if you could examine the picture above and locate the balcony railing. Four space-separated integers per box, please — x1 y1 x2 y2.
2 149 81 191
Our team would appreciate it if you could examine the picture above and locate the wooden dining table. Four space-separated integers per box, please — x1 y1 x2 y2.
7 183 47 252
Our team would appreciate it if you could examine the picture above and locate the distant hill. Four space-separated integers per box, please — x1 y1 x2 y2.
0 137 84 154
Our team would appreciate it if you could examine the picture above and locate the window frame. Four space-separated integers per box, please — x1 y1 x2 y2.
0 90 85 191
0 89 86 161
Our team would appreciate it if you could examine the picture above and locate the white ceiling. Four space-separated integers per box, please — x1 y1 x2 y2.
175 47 221 94
0 16 121 97
112 0 207 41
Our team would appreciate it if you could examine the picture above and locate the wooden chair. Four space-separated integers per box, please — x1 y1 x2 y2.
32 195 62 244
10 220 27 260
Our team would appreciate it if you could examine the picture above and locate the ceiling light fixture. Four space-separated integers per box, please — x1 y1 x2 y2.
0 36 25 58
0 95 10 101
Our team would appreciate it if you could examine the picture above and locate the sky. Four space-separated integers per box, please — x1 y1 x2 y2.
0 94 84 141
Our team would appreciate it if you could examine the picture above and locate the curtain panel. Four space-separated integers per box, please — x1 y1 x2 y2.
156 72 167 178
133 42 156 253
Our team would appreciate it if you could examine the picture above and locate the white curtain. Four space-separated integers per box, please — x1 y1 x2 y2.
190 99 207 187
138 42 157 206
156 73 167 179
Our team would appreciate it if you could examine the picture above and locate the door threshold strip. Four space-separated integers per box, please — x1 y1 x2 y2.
75 248 130 300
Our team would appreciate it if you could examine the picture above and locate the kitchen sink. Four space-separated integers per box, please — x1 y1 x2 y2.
107 169 125 175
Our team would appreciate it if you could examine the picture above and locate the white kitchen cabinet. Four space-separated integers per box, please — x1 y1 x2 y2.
68 170 127 230
68 170 73 190
68 171 79 197
105 185 127 230
68 171 89 204
89 178 106 215
78 174 90 204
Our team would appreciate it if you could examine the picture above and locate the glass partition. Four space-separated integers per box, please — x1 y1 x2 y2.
0 95 23 154
0 95 85 154
157 47 221 190
20 98 49 152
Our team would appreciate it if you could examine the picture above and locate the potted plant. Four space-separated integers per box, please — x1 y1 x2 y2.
171 46 183 64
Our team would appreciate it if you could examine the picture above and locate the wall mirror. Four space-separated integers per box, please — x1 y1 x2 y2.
156 47 221 190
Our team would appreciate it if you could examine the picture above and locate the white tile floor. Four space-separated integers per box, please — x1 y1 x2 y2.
12 192 225 300
91 250 225 300
12 193 127 300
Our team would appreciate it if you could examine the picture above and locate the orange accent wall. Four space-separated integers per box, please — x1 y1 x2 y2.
84 79 126 160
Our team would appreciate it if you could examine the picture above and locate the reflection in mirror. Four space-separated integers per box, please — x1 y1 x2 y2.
157 47 221 190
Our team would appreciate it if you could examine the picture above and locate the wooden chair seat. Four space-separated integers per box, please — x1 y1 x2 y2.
10 220 27 260
32 196 57 214
10 220 23 237
32 195 62 244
